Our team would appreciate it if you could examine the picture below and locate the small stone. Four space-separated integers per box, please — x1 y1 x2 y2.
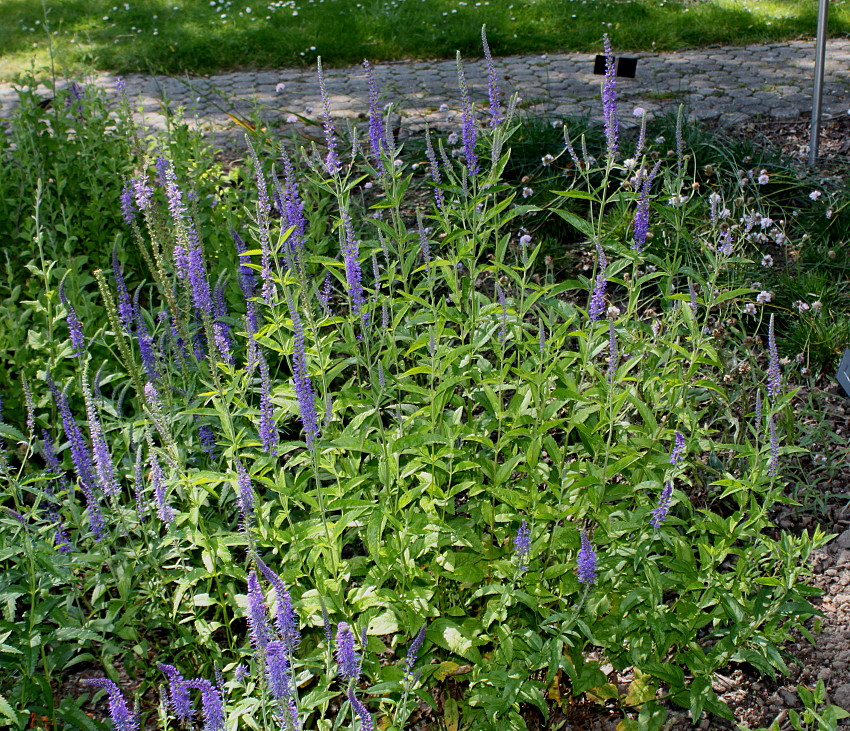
780 689 799 707
832 683 850 712
835 528 850 549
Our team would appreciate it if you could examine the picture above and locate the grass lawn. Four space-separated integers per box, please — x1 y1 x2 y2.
1 0 848 82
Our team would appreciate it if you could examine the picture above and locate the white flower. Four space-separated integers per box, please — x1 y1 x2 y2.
709 192 722 204
304 105 313 114
743 302 757 315
761 254 773 267
623 158 637 169
275 82 286 93
363 182 373 189
654 135 665 144
794 301 810 313
447 132 459 145
758 170 770 185
393 159 403 168
607 305 621 318
633 106 646 117
826 208 833 219
439 103 449 112
811 300 823 313
667 195 687 206
551 119 563 128
286 114 298 124
541 154 554 166
809 190 822 201
756 290 772 304
522 187 533 198
758 217 773 229
519 234 532 246
719 208 731 219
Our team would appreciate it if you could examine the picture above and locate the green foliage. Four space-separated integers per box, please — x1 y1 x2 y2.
742 680 850 731
0 73 846 731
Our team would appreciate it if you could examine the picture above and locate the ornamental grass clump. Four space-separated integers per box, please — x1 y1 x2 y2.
0 32 832 731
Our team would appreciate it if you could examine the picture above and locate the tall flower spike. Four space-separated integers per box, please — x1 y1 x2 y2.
607 320 618 384
258 353 280 455
481 25 503 127
496 282 508 342
133 445 146 522
317 58 341 175
340 208 366 318
149 446 174 526
577 531 597 585
634 108 647 158
767 314 781 404
247 569 271 651
112 249 134 332
158 664 193 721
335 622 360 683
246 139 276 306
364 60 385 172
588 241 608 322
513 519 531 571
456 52 479 175
601 34 618 160
183 679 224 731
255 554 300 653
59 282 86 358
424 127 445 209
134 292 160 383
50 381 104 540
416 209 431 273
669 431 686 465
265 640 293 700
650 481 673 529
286 295 320 450
632 160 662 252
120 182 136 226
403 625 427 685
754 390 763 432
347 687 375 731
235 460 255 534
83 375 119 496
280 143 308 253
81 679 139 731
768 414 779 477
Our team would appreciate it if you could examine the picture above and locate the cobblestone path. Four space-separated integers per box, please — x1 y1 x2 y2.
2 39 848 148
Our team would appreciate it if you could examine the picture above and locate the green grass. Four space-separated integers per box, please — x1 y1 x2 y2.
1 0 849 82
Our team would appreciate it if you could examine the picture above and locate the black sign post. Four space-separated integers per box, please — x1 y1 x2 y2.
838 348 850 397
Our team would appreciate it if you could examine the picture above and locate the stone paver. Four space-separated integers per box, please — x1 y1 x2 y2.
2 39 849 149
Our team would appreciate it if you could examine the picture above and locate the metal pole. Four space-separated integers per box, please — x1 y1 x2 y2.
808 0 830 167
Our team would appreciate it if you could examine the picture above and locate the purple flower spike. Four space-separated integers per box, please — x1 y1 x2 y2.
768 414 779 477
340 208 366 318
286 295 320 450
767 314 781 404
403 625 427 683
481 26 503 127
255 555 300 653
335 622 360 683
258 353 280 455
58 284 85 358
158 664 193 721
364 60 385 172
247 570 270 651
234 664 249 682
424 128 445 209
456 53 479 176
347 687 374 731
247 141 276 306
669 431 686 465
112 251 134 332
317 59 340 175
607 320 618 384
601 34 618 160
265 640 292 700
513 519 531 571
183 679 224 731
496 282 508 342
577 531 598 585
83 378 119 497
120 183 136 226
650 481 673 529
754 390 763 432
416 210 431 273
133 175 153 212
235 460 255 533
632 161 662 252
588 241 608 322
149 448 173 526
81 679 139 731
